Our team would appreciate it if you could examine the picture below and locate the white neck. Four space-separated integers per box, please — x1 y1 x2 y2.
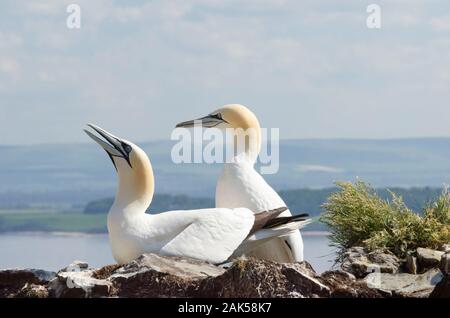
229 121 261 165
109 150 155 218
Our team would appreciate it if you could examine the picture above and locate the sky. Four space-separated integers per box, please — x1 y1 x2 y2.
0 0 450 144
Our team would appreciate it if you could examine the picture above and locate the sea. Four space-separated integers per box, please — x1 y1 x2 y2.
0 232 336 273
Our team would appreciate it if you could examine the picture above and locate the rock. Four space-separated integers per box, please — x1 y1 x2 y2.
198 258 328 298
417 248 444 271
0 268 55 286
439 244 450 253
440 253 450 274
15 283 49 298
109 253 225 298
0 268 55 298
60 261 89 272
2 251 449 298
430 274 450 298
92 264 121 280
319 270 384 298
198 258 298 297
406 253 418 274
49 268 112 298
364 268 444 298
114 253 225 279
107 254 330 298
341 247 400 278
281 263 331 297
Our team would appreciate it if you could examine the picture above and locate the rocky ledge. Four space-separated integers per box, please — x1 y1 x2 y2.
1 247 449 298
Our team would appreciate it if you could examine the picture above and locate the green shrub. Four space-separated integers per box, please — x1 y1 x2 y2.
320 181 450 261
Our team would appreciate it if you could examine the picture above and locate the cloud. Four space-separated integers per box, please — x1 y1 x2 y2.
430 16 450 32
24 1 63 15
0 31 22 48
0 1 450 144
0 57 20 74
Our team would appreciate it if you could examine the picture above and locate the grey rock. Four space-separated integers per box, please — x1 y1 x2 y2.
60 261 89 272
364 268 444 298
281 263 331 297
2 251 448 298
198 257 328 298
440 253 450 274
341 247 400 278
49 269 112 298
439 244 450 253
16 283 49 298
319 270 384 298
417 248 444 270
111 253 225 281
0 268 55 297
406 253 418 274
430 274 450 298
108 254 228 298
0 268 55 285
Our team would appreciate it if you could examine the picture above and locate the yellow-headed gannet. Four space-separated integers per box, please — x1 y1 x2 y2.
176 104 308 263
84 124 309 264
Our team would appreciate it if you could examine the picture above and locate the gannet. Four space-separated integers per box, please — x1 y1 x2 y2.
84 124 309 264
176 104 307 263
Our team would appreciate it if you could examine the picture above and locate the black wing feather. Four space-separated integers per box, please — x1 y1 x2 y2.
263 213 309 229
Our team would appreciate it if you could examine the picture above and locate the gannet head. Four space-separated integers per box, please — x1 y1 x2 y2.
175 104 260 131
84 124 154 209
176 104 262 161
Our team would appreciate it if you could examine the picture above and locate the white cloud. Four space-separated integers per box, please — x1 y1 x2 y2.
430 16 450 32
0 57 20 77
24 1 63 15
0 32 22 48
0 0 450 144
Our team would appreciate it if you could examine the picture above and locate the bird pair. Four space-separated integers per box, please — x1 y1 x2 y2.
84 104 309 265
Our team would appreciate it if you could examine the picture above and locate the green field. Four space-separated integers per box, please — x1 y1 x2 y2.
0 211 107 233
0 207 325 233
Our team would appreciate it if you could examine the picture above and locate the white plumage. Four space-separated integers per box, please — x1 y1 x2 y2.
85 124 308 264
176 104 307 262
216 161 305 262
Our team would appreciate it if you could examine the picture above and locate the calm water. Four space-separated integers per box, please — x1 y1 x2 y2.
0 232 335 273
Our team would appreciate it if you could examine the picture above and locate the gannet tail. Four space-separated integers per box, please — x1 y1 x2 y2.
262 213 309 229
230 217 311 260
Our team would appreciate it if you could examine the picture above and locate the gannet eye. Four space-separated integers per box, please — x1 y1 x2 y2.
123 143 132 153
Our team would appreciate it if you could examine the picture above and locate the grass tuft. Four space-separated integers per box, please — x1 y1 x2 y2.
320 181 450 261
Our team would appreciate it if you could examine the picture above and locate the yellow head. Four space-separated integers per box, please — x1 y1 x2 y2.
176 104 262 160
84 124 154 210
176 104 260 131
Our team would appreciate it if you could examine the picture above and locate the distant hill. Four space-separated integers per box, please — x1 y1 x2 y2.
84 187 444 217
0 187 444 233
1 138 450 206
84 194 214 214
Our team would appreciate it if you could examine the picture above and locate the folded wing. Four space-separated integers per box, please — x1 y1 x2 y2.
160 208 255 264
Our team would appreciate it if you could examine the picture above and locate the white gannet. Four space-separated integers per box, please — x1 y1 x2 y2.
84 124 309 264
176 104 307 263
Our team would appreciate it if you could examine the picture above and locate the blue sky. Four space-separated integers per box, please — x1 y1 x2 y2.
0 0 449 144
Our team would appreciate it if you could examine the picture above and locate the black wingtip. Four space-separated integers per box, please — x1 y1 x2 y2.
263 213 309 229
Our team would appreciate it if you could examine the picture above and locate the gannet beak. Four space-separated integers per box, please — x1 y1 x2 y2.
84 124 132 168
175 113 227 128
